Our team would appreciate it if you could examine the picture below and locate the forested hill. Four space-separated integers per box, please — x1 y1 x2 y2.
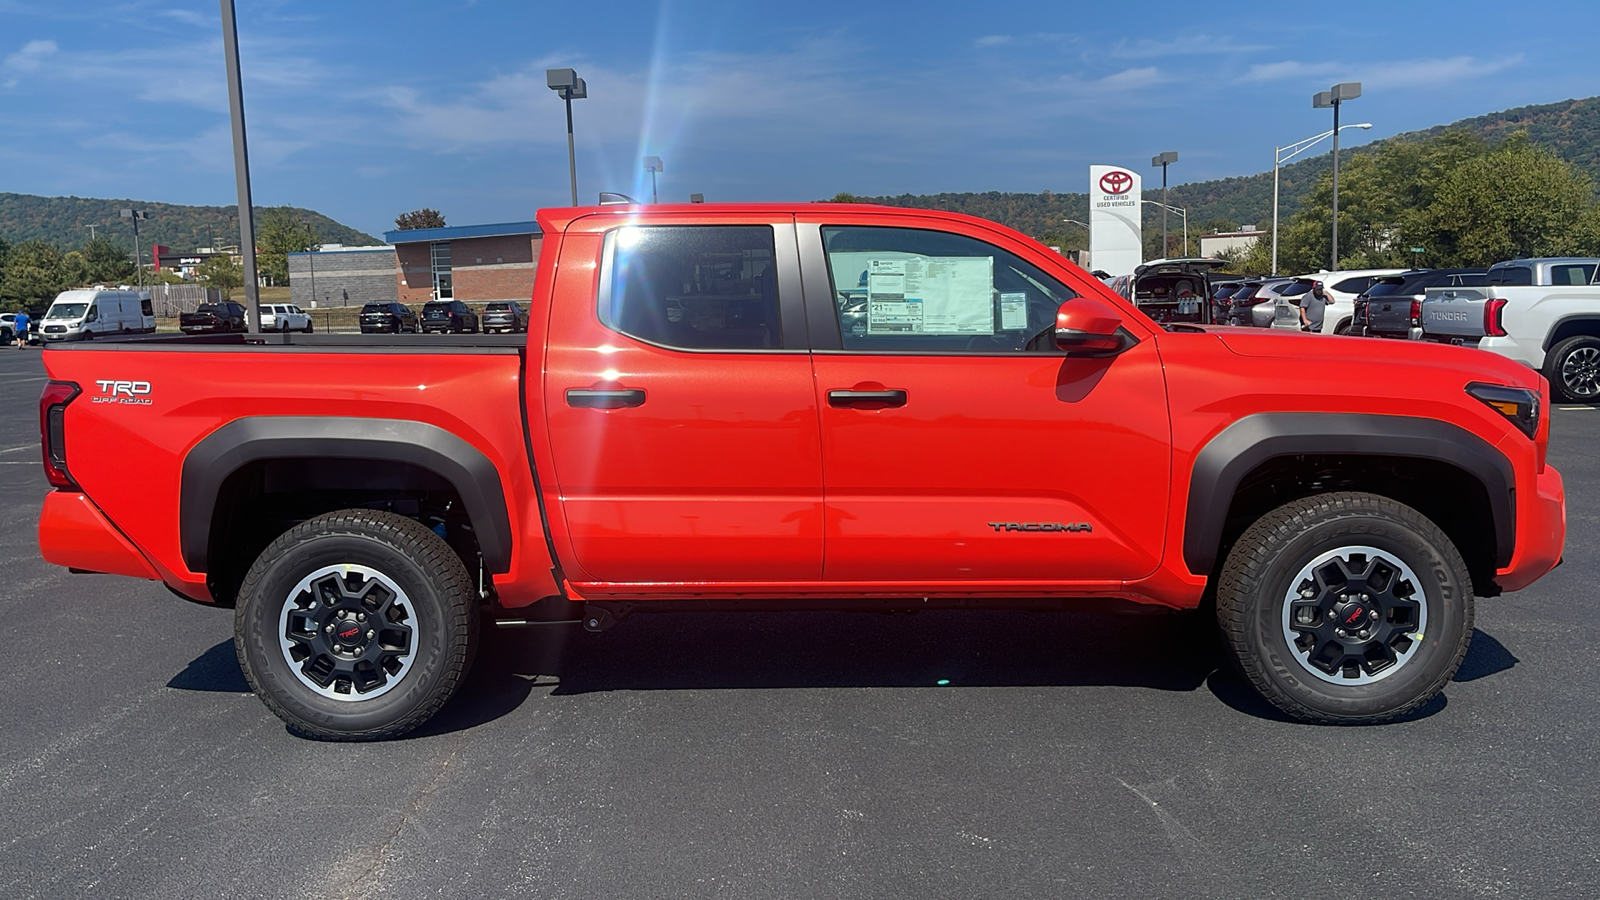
0 193 379 251
842 95 1600 240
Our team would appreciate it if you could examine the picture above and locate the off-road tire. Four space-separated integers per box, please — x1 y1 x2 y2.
235 509 478 741
1216 491 1473 724
1544 335 1600 403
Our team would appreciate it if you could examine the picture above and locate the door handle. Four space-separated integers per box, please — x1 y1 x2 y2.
828 389 907 408
566 388 646 409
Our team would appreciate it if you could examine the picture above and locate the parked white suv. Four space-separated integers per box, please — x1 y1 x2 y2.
1292 269 1409 334
261 304 313 333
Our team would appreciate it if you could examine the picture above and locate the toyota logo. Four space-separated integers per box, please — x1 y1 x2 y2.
1099 170 1133 195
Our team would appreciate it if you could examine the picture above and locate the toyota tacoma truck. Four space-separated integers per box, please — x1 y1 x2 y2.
1418 257 1600 401
37 204 1566 740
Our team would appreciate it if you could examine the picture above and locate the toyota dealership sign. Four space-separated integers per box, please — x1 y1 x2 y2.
1089 165 1142 277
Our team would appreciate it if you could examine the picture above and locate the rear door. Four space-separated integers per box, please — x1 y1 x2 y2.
543 214 822 585
796 213 1171 585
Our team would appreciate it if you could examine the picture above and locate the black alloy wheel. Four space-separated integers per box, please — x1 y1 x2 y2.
1217 491 1472 724
235 509 478 741
1547 335 1600 402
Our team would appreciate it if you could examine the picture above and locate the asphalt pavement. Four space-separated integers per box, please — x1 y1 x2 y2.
1 344 1596 899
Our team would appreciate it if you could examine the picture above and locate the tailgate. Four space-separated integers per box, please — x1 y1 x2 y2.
1366 296 1417 335
1419 287 1488 340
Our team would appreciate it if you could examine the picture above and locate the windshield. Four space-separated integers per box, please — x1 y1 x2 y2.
486 302 510 311
1364 279 1412 298
361 304 385 313
1280 282 1314 297
45 302 89 319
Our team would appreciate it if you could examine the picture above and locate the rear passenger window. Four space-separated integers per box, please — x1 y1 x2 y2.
1550 264 1595 285
1490 266 1532 286
821 226 1078 352
601 225 780 350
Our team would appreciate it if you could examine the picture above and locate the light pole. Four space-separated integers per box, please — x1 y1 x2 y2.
1271 121 1371 275
120 209 148 289
643 156 663 204
546 68 587 206
1314 82 1361 272
220 0 262 332
1151 151 1177 257
1142 202 1188 256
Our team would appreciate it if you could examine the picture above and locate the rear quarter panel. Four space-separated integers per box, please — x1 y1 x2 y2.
41 344 560 606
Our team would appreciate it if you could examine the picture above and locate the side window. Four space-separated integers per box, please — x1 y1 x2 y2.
1331 276 1370 294
600 225 781 350
1550 264 1595 285
821 226 1078 352
1490 266 1532 286
140 298 153 316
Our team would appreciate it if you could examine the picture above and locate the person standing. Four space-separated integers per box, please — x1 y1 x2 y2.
1299 281 1332 333
12 309 29 348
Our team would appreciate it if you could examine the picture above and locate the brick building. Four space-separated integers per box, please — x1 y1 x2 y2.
287 246 398 307
382 222 543 306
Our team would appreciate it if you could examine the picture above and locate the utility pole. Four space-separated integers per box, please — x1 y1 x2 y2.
1151 152 1178 258
221 0 262 333
120 209 148 289
85 224 98 240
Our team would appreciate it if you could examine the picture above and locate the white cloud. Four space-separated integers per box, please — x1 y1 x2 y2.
975 35 1012 48
1107 36 1269 59
3 38 58 87
1240 54 1525 89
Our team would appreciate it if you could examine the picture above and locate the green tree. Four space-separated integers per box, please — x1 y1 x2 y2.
256 207 320 285
194 255 244 298
1417 138 1600 265
0 239 69 310
79 235 135 283
394 208 446 230
828 193 862 203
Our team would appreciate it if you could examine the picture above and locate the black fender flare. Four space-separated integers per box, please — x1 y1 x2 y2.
1542 315 1600 352
180 416 513 574
1184 412 1515 576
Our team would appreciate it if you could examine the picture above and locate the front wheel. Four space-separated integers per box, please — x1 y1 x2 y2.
1545 335 1600 403
234 509 479 741
1216 492 1472 725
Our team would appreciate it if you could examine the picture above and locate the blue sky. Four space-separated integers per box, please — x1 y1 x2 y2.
3 0 1599 242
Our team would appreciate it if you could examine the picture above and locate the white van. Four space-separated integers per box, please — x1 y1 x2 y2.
40 289 156 341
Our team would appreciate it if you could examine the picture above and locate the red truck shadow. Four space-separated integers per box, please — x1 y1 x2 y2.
166 618 1516 737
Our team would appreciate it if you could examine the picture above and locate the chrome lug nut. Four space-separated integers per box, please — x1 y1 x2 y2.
1335 628 1348 638
366 630 375 639
1359 629 1371 640
357 613 367 622
1369 610 1379 620
324 624 333 633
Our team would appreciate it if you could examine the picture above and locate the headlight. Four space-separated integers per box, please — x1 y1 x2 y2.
1465 382 1540 439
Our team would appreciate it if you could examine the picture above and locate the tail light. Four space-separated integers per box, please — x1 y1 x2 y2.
1408 299 1422 326
1485 298 1508 337
1248 293 1275 305
40 380 80 489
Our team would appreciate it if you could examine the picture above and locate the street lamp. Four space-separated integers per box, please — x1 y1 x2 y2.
1271 121 1371 275
546 68 588 206
120 209 149 289
1062 218 1090 231
1151 151 1178 256
1314 82 1361 272
1142 201 1189 257
643 156 663 204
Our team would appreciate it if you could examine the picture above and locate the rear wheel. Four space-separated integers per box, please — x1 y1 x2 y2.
234 509 478 741
1545 335 1600 403
1216 491 1472 724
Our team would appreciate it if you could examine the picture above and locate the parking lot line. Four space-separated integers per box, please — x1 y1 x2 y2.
1557 406 1596 411
0 445 35 454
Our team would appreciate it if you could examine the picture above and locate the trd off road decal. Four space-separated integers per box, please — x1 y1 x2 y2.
92 380 153 405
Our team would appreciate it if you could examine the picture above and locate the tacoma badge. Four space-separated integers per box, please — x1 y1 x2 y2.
986 522 1092 533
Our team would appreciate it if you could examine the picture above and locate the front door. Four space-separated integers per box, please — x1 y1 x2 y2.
797 216 1172 586
543 216 822 586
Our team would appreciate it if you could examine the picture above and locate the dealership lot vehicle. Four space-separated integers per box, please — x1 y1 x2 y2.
39 289 155 341
358 302 419 333
1418 257 1600 401
482 300 530 333
421 299 479 333
1290 268 1407 334
179 301 248 334
1357 269 1488 339
1108 258 1226 324
260 303 313 333
1232 277 1294 327
38 203 1564 741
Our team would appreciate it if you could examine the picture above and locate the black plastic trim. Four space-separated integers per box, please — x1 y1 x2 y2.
180 417 513 574
1184 413 1516 575
1542 314 1600 351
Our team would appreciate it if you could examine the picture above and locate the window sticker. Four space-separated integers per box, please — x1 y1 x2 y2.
999 291 1028 330
865 256 994 335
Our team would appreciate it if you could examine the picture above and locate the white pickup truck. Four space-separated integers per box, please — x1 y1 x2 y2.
1418 257 1600 402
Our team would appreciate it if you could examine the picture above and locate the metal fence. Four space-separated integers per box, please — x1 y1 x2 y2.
145 284 223 318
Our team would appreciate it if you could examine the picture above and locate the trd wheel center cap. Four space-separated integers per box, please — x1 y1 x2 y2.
334 619 364 648
1333 602 1371 633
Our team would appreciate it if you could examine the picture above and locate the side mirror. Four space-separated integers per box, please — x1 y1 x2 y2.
1055 297 1136 357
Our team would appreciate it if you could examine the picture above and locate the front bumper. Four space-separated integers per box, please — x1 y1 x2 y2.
1496 464 1566 593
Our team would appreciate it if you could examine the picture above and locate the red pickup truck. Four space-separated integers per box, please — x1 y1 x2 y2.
38 204 1565 739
